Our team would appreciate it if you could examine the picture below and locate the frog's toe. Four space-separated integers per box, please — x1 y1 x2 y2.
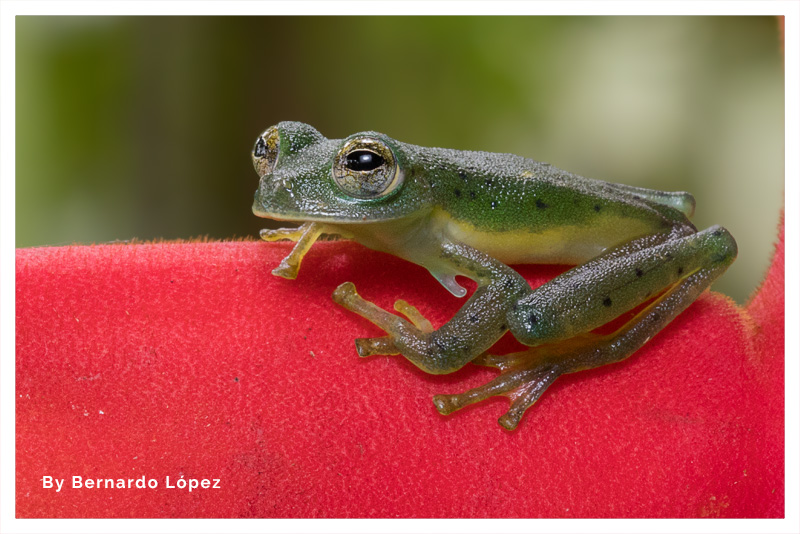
332 282 412 336
432 370 523 415
271 258 299 279
332 282 380 318
393 299 433 333
331 281 358 305
471 351 539 372
259 228 291 242
354 336 399 357
433 357 561 430
498 367 560 430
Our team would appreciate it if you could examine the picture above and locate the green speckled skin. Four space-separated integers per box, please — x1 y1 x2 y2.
252 122 737 430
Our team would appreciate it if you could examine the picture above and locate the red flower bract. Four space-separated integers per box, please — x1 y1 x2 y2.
16 222 784 518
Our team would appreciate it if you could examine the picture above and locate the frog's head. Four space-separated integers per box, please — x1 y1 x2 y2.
252 122 432 224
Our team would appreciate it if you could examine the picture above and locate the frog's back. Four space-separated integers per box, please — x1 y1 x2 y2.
413 145 695 265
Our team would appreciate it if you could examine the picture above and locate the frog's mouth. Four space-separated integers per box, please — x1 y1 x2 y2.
252 204 306 222
252 204 408 225
251 190 424 224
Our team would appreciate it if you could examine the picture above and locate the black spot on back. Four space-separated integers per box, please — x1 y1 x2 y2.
536 199 548 210
602 297 612 307
454 188 462 198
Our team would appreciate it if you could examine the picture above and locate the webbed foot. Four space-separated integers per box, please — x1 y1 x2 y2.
432 332 607 430
432 350 562 431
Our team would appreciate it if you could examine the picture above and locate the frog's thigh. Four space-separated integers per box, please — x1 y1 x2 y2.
508 225 737 347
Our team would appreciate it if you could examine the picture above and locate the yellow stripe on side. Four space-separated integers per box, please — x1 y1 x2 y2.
431 208 657 265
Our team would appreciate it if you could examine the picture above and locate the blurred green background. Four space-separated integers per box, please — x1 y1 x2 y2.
16 16 783 302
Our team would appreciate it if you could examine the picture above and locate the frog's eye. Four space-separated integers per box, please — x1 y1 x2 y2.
332 137 403 200
252 126 280 177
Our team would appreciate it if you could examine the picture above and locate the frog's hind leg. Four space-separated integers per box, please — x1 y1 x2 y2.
433 353 562 430
433 331 607 429
435 225 737 430
607 182 696 219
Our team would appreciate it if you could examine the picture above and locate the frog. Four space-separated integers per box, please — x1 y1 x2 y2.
251 121 737 430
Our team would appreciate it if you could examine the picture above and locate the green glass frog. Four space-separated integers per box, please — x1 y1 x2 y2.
252 122 737 430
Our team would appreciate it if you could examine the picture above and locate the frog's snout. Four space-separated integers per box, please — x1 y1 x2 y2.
265 175 294 197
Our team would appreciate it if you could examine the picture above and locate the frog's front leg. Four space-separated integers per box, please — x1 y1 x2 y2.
260 222 325 279
434 225 737 430
332 240 529 374
330 294 434 358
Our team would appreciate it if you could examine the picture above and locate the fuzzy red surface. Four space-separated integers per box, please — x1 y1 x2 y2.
16 226 784 518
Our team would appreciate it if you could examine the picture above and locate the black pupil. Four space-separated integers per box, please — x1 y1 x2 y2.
346 150 384 172
254 137 267 157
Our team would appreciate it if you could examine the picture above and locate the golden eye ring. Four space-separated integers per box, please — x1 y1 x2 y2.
252 126 281 177
332 137 402 200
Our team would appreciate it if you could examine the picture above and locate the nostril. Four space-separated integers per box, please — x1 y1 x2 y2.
279 177 295 198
